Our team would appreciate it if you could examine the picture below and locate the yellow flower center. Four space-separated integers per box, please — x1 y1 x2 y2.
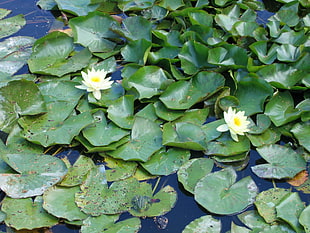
233 117 241 126
91 76 101 82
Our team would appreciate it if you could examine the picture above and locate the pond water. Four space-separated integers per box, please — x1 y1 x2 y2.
0 0 309 233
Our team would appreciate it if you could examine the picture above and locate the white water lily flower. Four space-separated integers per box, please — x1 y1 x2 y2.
75 67 114 100
216 107 250 142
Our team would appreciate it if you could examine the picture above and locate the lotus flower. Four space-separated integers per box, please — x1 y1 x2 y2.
75 67 113 100
216 107 250 142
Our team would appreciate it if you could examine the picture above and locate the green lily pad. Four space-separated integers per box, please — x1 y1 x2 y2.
265 91 301 127
82 215 141 233
246 127 281 147
102 156 137 182
257 63 304 89
54 0 99 16
159 71 225 110
230 221 250 233
235 77 273 116
201 119 224 142
254 188 291 223
194 167 258 215
107 116 162 162
249 41 278 64
162 122 207 151
140 147 190 176
276 192 305 233
154 101 184 121
251 144 306 179
28 31 92 77
177 158 214 194
129 185 177 217
59 155 95 187
125 66 172 99
0 36 35 76
0 79 46 133
111 16 152 41
0 153 67 198
299 205 310 233
1 196 58 230
277 44 301 62
182 215 221 233
118 0 155 11
0 10 25 39
121 39 152 65
205 133 251 156
178 40 212 75
291 122 310 152
247 114 271 134
43 186 88 221
82 110 129 147
69 12 117 52
237 210 270 230
158 0 185 10
107 95 135 129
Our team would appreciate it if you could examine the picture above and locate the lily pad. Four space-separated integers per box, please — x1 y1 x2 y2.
69 12 117 52
265 91 301 127
121 39 152 65
276 192 305 233
251 144 306 179
0 153 67 198
0 36 35 76
159 71 225 110
54 0 100 16
107 116 162 162
43 186 88 221
299 205 310 233
291 122 310 152
178 158 214 194
0 10 25 39
140 147 190 176
194 167 258 215
28 31 92 76
82 110 129 147
0 79 46 133
182 215 221 233
1 196 58 230
254 188 291 223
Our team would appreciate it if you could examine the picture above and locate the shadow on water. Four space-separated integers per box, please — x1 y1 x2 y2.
0 1 309 232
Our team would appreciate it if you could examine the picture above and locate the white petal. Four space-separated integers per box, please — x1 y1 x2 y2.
216 124 229 132
230 132 239 142
75 85 87 90
93 90 101 100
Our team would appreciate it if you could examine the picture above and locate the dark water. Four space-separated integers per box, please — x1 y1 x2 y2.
0 1 309 232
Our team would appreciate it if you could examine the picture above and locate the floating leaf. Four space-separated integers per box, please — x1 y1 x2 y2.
291 121 310 152
230 221 250 233
0 79 46 133
265 91 301 127
276 192 305 233
249 41 278 64
1 196 58 230
81 214 119 233
154 101 184 121
102 156 137 182
158 0 185 10
118 0 155 11
28 31 92 76
59 155 95 187
235 77 273 116
182 215 221 233
160 71 225 110
178 158 214 194
277 44 301 62
140 147 190 176
287 170 308 187
251 144 306 179
0 36 35 76
107 116 162 162
69 12 117 52
54 0 99 16
121 39 152 65
129 185 177 217
43 186 88 221
125 66 172 99
194 167 258 215
247 114 271 134
254 188 291 223
82 110 129 147
0 10 25 39
107 95 135 129
299 205 310 233
246 127 281 147
0 153 67 198
162 122 207 151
